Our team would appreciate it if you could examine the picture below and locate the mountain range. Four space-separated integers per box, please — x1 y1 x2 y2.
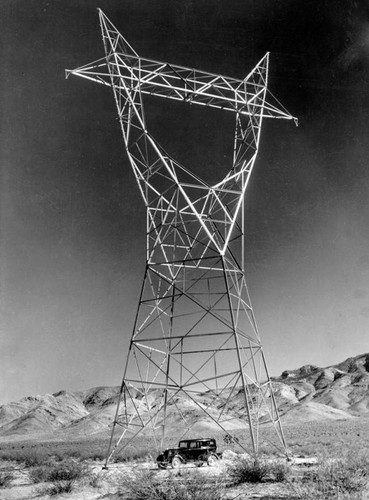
1 353 368 440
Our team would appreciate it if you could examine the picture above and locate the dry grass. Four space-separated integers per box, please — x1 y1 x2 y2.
117 469 225 500
226 456 291 485
1 417 368 462
0 418 369 498
0 439 153 464
290 447 369 499
29 457 90 497
44 479 74 496
29 457 89 484
114 447 153 463
227 457 269 484
0 448 52 466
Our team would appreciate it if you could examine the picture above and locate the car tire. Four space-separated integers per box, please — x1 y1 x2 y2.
157 454 167 469
207 453 219 466
172 455 183 468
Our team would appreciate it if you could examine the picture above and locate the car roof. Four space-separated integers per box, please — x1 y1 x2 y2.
179 438 215 442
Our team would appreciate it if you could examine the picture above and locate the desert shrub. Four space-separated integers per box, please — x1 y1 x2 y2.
0 449 51 466
19 452 42 467
50 452 69 462
31 458 90 497
47 480 74 495
29 457 88 484
226 457 268 484
118 469 225 500
65 449 82 459
48 459 88 482
29 464 52 484
293 445 316 457
88 472 103 489
0 471 13 488
82 450 106 461
294 448 369 499
57 446 106 462
114 447 152 463
269 461 291 482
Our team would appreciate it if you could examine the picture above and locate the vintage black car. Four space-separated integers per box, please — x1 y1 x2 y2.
156 438 221 468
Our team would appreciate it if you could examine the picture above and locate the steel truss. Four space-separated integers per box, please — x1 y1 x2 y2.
67 10 297 466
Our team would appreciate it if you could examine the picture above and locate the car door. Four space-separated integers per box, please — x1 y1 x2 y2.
188 440 198 460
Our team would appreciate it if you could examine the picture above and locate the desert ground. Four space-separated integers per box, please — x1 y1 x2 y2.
1 354 369 499
1 417 369 499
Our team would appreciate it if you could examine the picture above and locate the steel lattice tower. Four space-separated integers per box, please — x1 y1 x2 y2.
66 10 297 466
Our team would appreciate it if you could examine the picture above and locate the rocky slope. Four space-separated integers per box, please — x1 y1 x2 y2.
272 353 369 420
1 353 368 439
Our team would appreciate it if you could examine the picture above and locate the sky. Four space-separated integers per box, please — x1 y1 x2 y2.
1 0 369 404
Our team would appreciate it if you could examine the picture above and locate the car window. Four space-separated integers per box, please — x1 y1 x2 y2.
189 442 197 448
179 441 187 448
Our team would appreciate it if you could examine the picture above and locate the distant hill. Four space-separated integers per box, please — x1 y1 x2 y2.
1 353 368 440
272 353 369 422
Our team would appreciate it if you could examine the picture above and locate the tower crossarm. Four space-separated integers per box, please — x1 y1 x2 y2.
66 54 297 122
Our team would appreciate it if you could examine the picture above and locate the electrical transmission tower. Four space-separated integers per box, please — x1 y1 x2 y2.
67 10 297 466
